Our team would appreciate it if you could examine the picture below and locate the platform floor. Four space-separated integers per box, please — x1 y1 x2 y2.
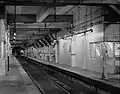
0 56 40 94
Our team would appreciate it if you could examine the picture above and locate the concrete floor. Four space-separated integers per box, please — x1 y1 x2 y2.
0 56 40 94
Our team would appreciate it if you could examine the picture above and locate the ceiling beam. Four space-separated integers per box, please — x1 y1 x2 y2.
7 14 36 23
1 0 120 6
10 22 71 28
110 5 120 15
39 40 45 46
105 0 120 16
43 15 73 22
37 7 54 22
11 28 60 36
10 27 60 31
10 28 60 35
36 5 74 23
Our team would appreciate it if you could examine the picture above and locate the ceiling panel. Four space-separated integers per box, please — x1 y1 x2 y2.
8 14 36 23
43 15 73 22
21 6 40 14
6 6 40 14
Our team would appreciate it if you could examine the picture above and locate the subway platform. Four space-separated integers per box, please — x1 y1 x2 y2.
26 56 120 94
0 56 40 94
28 56 120 87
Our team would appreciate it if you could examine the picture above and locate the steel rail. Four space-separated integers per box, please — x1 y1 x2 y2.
20 58 71 94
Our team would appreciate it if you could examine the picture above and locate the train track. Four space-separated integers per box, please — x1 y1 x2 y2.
17 57 99 94
18 58 73 94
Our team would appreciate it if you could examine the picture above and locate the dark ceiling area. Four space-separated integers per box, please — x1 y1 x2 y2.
2 0 120 6
43 15 73 22
1 0 81 6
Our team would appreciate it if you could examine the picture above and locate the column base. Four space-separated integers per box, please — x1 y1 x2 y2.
0 59 6 75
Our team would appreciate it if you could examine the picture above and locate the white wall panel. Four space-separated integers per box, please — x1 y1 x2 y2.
74 35 85 69
73 24 103 72
87 24 103 42
75 34 103 72
86 25 103 72
59 39 71 66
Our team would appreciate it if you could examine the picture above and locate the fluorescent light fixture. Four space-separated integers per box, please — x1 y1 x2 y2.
16 22 24 24
60 29 93 40
75 29 93 35
85 29 93 34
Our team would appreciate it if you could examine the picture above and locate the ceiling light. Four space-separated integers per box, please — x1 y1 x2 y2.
75 29 93 35
14 33 16 36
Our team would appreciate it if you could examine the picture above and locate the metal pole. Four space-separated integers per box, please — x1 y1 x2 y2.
102 57 105 79
14 5 16 40
7 56 9 71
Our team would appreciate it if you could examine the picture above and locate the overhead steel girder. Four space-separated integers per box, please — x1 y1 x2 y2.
37 7 53 22
32 44 37 48
40 38 49 46
110 5 120 16
48 34 56 40
1 0 120 6
105 0 120 16
10 22 71 28
34 43 39 48
42 38 50 46
10 28 60 38
7 14 36 23
10 28 60 32
37 40 44 47
36 6 74 23
43 15 73 22
39 40 45 46
36 41 42 47
104 5 120 22
44 35 52 45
